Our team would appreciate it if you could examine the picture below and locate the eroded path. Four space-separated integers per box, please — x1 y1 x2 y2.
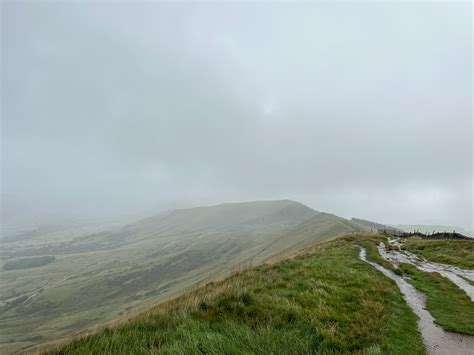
359 247 474 355
380 239 474 301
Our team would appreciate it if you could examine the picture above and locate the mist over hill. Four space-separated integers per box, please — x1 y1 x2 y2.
2 2 472 353
0 200 367 354
3 1 472 232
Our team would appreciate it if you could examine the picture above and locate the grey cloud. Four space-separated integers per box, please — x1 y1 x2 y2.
1 1 472 229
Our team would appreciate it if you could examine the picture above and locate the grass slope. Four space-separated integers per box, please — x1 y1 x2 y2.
358 235 474 335
256 212 368 260
131 200 318 241
1 201 365 353
402 237 474 269
46 236 424 354
354 237 394 271
351 218 392 232
397 263 474 335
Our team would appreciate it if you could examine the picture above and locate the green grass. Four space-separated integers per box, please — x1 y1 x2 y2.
397 263 474 335
354 236 395 271
357 235 474 335
46 237 424 354
402 238 474 269
2 201 367 354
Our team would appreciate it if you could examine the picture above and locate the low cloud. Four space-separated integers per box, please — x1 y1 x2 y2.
2 2 472 229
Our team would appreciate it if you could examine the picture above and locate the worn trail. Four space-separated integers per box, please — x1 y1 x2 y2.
358 247 474 355
380 239 474 300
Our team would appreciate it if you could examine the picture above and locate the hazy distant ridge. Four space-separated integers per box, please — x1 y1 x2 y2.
1 199 365 354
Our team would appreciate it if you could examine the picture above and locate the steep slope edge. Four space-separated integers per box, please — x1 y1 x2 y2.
40 235 425 354
1 200 322 354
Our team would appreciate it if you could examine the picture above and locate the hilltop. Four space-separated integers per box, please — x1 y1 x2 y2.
4 204 474 354
1 200 366 354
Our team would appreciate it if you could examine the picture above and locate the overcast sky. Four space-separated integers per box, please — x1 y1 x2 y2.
2 1 473 229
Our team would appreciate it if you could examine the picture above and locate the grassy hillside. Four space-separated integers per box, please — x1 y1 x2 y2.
256 212 368 260
360 237 474 335
402 237 474 269
45 236 424 354
396 263 474 335
135 200 318 236
1 200 366 354
351 217 391 231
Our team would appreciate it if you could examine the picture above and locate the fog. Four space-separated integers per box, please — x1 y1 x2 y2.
2 2 472 229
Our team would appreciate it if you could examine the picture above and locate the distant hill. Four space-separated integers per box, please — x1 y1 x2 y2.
351 218 394 231
258 213 368 259
131 199 317 240
3 199 368 354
